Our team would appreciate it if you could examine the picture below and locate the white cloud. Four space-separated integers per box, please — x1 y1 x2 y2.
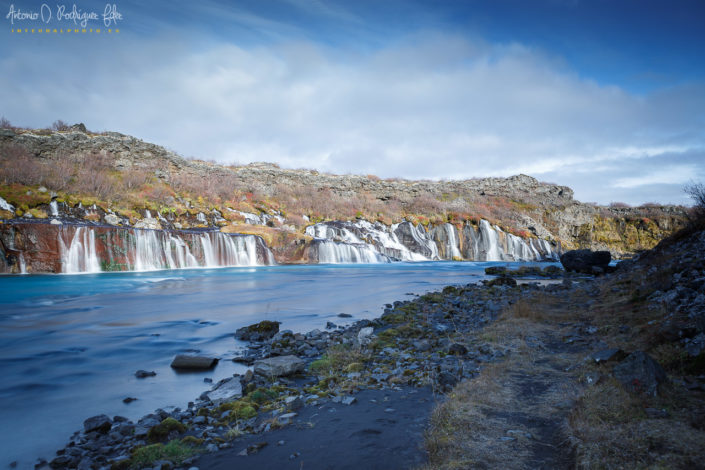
1 33 703 205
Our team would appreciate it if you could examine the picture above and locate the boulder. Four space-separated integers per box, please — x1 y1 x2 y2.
254 355 305 377
135 370 156 378
205 377 243 405
104 213 120 225
613 351 668 396
560 249 611 274
235 320 281 341
170 355 218 370
83 414 112 434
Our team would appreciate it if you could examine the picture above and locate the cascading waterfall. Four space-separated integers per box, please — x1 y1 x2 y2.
57 226 273 273
443 224 462 260
307 219 556 263
478 220 503 261
315 240 389 264
59 227 102 274
200 232 259 267
49 201 59 217
18 253 26 274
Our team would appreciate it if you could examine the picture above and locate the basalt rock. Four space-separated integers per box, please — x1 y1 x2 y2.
560 249 611 274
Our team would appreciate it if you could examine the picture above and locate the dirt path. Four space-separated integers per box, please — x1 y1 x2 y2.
196 387 435 470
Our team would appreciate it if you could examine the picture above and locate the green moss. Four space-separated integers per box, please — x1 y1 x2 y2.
147 418 186 443
309 356 333 374
345 362 364 373
130 440 199 468
247 387 277 405
180 436 204 446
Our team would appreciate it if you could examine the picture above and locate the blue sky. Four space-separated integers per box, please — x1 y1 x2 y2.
2 0 704 205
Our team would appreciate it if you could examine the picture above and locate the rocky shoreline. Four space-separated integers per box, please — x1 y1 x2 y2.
32 227 705 469
35 265 566 470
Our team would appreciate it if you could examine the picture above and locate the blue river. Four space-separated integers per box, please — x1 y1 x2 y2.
0 261 549 467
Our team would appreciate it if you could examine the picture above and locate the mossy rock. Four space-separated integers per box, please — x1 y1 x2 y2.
234 320 281 341
147 418 186 443
247 387 278 405
485 266 507 275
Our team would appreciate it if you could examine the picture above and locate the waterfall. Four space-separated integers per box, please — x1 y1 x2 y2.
443 224 462 260
49 201 59 217
57 226 273 273
200 232 260 267
59 227 101 274
19 253 26 274
315 240 389 264
478 220 503 261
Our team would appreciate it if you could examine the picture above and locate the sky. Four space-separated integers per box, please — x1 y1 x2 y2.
1 0 704 205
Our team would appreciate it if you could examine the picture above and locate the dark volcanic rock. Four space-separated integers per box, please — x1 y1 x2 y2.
83 414 112 434
560 249 611 274
134 370 156 378
170 355 218 370
235 320 281 341
613 351 668 396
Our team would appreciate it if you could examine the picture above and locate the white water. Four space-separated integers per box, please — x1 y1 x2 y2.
49 201 59 217
307 219 556 263
443 223 462 260
59 227 102 274
18 253 26 274
315 240 390 264
200 232 260 267
478 220 503 261
0 196 14 213
58 227 273 273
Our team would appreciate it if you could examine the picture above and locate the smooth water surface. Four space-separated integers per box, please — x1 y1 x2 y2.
0 261 542 467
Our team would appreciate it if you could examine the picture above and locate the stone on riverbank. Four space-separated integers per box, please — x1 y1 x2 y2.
83 414 112 434
613 351 668 396
254 355 305 377
205 377 243 404
560 249 611 274
170 355 218 370
235 320 282 341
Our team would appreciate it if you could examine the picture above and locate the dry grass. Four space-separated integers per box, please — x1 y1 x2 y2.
423 273 705 470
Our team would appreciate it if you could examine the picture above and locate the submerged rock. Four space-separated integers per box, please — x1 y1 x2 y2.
170 355 218 370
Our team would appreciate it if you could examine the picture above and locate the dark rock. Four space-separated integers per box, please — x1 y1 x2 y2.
485 266 507 275
613 351 668 396
437 371 458 391
325 321 337 329
235 320 281 341
448 343 468 356
560 249 611 274
337 313 352 318
122 397 138 404
485 276 517 287
590 348 625 363
170 355 218 370
134 370 157 378
83 414 112 434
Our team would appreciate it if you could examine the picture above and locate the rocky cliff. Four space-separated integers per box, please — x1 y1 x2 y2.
0 126 688 273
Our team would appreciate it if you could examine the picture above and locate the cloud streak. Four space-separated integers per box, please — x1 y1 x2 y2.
1 32 703 205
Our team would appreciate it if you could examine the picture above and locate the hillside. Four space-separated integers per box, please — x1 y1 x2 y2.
0 124 687 269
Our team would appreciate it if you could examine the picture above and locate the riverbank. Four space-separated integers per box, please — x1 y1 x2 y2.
36 225 705 468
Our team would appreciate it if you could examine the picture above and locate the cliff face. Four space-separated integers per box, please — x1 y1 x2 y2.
0 127 688 271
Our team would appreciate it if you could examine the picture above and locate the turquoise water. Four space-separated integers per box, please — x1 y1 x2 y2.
0 261 549 467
